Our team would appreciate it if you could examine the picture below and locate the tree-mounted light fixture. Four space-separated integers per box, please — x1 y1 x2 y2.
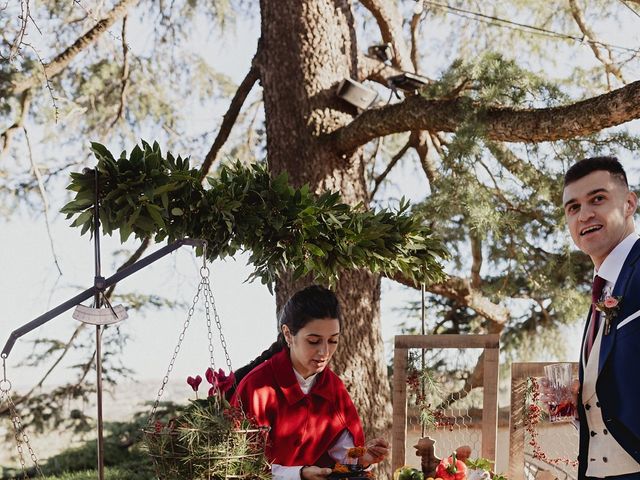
336 78 378 109
387 72 430 93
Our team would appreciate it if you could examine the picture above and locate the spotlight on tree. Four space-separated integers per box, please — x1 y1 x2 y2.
387 72 430 92
336 78 378 109
367 43 394 63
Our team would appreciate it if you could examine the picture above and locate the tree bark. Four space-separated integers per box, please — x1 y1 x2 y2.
259 0 391 440
328 79 640 151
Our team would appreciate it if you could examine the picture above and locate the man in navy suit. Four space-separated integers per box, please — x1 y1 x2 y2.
562 157 640 480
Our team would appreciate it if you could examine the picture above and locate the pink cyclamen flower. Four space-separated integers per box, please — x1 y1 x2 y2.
205 367 236 394
187 375 202 392
214 369 236 393
205 367 215 385
603 296 619 309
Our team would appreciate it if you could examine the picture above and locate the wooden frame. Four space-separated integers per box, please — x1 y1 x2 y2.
391 334 500 471
508 362 579 480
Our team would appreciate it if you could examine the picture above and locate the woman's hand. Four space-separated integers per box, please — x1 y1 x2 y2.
300 466 332 480
360 437 390 466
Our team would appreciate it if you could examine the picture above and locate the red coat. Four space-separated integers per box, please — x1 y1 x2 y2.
232 349 365 467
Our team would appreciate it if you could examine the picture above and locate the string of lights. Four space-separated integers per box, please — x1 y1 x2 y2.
421 0 639 55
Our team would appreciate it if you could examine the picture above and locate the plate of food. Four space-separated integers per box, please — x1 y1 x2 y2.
329 463 372 479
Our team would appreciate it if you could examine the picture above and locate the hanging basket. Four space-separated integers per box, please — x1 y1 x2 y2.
142 401 270 480
141 253 270 479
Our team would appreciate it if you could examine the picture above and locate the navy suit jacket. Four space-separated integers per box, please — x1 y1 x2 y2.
577 238 640 479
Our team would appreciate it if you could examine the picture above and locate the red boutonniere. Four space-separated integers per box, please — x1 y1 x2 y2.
595 295 622 335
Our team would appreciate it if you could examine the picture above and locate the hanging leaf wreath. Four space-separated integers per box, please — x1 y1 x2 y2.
61 141 448 289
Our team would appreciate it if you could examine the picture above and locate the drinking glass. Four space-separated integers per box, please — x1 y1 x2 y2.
542 363 575 422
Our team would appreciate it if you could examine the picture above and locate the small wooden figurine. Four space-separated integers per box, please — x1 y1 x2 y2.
413 437 440 478
414 439 475 479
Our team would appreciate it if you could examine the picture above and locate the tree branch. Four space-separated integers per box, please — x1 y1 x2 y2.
568 0 624 87
327 80 640 152
105 237 151 298
390 272 509 331
7 0 33 61
470 235 483 289
8 0 139 96
485 141 547 186
409 8 423 73
412 130 439 185
24 126 63 275
0 90 31 162
358 0 413 72
369 136 412 200
109 16 130 130
199 62 260 177
357 53 405 87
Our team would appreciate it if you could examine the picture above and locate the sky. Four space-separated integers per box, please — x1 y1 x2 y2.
2 3 640 401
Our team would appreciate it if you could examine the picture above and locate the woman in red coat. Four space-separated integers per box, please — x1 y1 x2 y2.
231 285 389 480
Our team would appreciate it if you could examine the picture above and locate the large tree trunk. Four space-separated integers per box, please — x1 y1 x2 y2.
259 0 392 441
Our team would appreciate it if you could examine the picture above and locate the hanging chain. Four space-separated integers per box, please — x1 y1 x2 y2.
148 242 235 423
7 395 44 478
201 270 217 370
200 241 231 373
201 241 216 370
203 279 233 374
147 272 205 424
1 355 44 478
1 354 11 393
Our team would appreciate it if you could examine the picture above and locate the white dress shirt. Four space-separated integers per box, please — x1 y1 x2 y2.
582 232 640 477
271 368 356 480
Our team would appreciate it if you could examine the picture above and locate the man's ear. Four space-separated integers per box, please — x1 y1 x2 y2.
625 191 638 217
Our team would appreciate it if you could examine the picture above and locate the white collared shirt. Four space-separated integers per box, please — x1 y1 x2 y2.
582 232 640 477
272 368 356 480
293 368 319 394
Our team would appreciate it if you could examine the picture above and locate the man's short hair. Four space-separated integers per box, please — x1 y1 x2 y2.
563 156 628 189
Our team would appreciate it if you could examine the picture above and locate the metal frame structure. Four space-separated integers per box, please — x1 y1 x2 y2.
391 334 500 471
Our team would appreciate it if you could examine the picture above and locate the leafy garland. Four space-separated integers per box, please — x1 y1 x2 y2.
61 141 448 290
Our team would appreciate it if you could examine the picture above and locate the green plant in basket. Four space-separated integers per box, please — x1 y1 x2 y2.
143 368 270 480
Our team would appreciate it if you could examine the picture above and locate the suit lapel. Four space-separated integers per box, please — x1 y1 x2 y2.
597 238 640 374
579 307 591 375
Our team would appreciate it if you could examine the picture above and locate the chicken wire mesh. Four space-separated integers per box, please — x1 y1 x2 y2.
405 347 487 463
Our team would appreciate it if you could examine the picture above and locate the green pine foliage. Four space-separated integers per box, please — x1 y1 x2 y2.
143 396 270 480
405 53 639 356
61 141 448 290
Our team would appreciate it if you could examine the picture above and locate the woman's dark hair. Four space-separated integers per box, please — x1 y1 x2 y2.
230 285 340 392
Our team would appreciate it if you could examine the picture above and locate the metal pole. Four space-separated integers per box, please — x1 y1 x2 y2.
93 170 105 480
420 282 426 437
